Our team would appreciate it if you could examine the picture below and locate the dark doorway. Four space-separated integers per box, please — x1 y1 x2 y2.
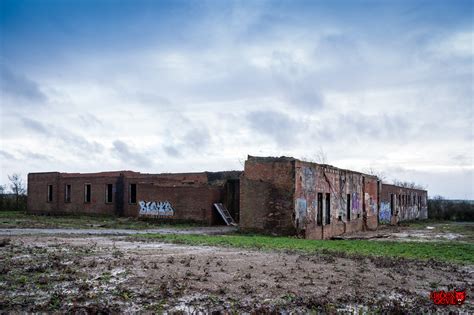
390 194 394 216
224 179 240 223
325 193 331 224
317 193 323 225
346 194 351 221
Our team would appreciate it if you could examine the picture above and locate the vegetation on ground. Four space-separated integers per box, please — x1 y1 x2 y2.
136 233 474 264
0 211 195 229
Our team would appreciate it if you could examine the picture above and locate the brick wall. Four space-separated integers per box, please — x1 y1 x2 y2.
380 184 428 224
294 161 371 239
27 170 240 224
240 156 296 235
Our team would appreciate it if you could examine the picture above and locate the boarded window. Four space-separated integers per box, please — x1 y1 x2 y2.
47 185 53 202
325 193 331 225
346 194 351 221
84 184 91 203
129 184 137 204
106 184 113 203
317 193 323 226
65 184 71 203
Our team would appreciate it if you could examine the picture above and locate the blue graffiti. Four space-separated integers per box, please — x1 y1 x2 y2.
379 202 391 223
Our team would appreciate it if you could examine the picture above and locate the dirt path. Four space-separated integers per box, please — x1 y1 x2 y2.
1 234 472 313
0 226 237 236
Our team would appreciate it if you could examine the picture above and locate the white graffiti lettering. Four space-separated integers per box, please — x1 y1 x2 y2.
139 200 175 216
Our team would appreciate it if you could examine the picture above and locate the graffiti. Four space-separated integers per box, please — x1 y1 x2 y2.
295 198 307 224
139 200 174 216
379 202 391 224
352 192 360 211
301 167 316 192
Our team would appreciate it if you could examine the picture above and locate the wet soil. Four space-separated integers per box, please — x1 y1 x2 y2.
1 234 472 313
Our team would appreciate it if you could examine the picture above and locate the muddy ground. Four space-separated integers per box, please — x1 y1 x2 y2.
1 233 472 313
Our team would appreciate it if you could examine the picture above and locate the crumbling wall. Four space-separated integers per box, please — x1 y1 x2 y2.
294 161 367 239
380 184 428 224
363 176 379 230
239 156 296 235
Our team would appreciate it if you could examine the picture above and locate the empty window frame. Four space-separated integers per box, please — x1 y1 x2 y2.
390 194 394 216
65 184 71 203
316 193 323 226
47 185 53 202
106 184 113 203
129 184 137 204
346 193 351 221
84 184 91 203
325 193 331 225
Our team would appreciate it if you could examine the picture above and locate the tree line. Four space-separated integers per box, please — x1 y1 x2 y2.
0 174 27 211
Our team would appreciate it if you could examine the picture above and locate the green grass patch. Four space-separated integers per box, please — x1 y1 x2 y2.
137 233 474 264
0 210 196 230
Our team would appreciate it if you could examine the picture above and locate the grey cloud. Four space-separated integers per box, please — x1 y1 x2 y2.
20 117 103 155
183 127 211 150
0 64 47 103
20 150 51 161
21 118 51 135
61 133 104 155
0 150 15 160
246 110 303 147
77 113 103 128
112 140 152 167
163 145 181 157
326 113 412 141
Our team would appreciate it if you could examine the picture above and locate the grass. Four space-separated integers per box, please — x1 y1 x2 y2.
136 233 474 264
0 210 196 230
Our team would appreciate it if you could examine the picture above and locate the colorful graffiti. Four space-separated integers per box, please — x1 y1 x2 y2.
379 202 391 224
295 198 307 225
352 192 360 212
139 200 174 216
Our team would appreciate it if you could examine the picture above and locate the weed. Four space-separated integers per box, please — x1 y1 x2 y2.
136 233 474 264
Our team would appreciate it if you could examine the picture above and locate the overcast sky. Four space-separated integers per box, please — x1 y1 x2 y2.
0 0 472 199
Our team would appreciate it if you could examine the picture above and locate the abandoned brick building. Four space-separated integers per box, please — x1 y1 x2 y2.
27 170 241 225
239 156 427 239
27 155 428 239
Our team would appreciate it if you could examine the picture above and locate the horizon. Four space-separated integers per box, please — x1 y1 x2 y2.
1 0 473 199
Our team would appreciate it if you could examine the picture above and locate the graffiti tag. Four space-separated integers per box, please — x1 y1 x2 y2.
379 202 391 224
139 200 175 216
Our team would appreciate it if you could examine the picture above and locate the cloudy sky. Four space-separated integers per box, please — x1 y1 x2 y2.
0 0 472 199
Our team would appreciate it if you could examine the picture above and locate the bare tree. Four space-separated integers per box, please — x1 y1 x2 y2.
301 147 329 164
363 167 387 182
8 174 26 210
392 178 426 190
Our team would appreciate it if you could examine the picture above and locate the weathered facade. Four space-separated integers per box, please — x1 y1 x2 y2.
239 156 380 239
379 183 428 224
27 170 241 225
27 155 428 236
239 156 427 239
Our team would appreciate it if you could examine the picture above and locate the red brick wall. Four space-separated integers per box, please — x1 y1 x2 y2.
27 171 232 224
27 172 60 213
122 183 222 225
240 156 296 235
295 161 368 239
380 184 428 224
363 176 379 230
